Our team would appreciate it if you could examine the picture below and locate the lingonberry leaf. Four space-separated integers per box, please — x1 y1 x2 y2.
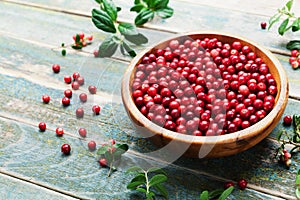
291 17 300 32
156 7 173 19
153 183 168 199
200 190 209 200
146 191 155 200
276 130 284 141
134 9 154 26
148 174 167 187
124 33 148 45
268 13 282 30
71 45 83 50
95 0 102 4
285 0 293 11
120 44 125 55
130 4 145 13
102 0 118 21
296 188 300 200
126 166 144 174
92 9 116 33
217 186 234 200
113 143 129 157
286 40 300 50
136 187 147 194
296 169 300 184
208 189 224 199
278 18 289 35
122 41 137 57
96 145 109 155
118 22 139 35
75 34 81 43
117 6 121 12
147 167 167 175
293 114 300 135
153 0 169 9
98 35 119 57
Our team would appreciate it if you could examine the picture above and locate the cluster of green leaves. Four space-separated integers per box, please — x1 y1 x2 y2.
92 0 148 57
126 166 168 200
269 0 300 50
97 142 129 177
276 115 300 163
199 186 234 200
131 0 174 26
296 169 300 199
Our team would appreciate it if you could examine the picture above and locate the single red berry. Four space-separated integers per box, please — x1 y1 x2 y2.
79 32 85 39
93 50 99 57
42 95 50 104
61 144 71 155
78 128 87 137
77 76 84 86
38 122 46 132
289 57 297 64
237 179 247 190
64 75 72 84
88 140 96 151
76 108 84 118
86 35 93 41
79 93 87 102
283 115 292 126
72 35 77 41
64 89 72 98
72 72 80 80
62 97 70 106
260 22 267 29
224 181 235 189
99 158 107 167
88 85 97 94
291 50 299 57
56 127 64 136
71 81 80 90
291 61 299 69
92 105 101 115
52 64 60 73
110 139 116 145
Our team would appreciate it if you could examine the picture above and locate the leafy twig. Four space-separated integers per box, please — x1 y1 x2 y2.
199 186 234 200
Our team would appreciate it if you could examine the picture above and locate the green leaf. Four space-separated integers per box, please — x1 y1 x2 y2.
130 4 145 13
278 18 289 35
71 45 82 50
156 7 173 19
149 174 167 187
127 174 146 189
218 186 234 200
95 0 102 4
286 40 300 50
276 130 284 141
102 0 117 21
154 183 168 199
200 190 209 200
98 35 119 57
153 0 169 9
96 145 109 155
75 34 81 43
293 114 300 135
136 187 147 193
296 188 300 200
61 49 66 56
296 169 300 184
114 143 129 151
268 13 282 30
291 17 300 32
126 166 144 174
208 189 224 199
135 9 154 26
146 191 155 200
118 22 138 35
122 41 137 57
92 9 116 33
286 0 293 11
116 7 121 12
134 0 140 4
120 44 126 55
147 167 167 175
124 33 148 45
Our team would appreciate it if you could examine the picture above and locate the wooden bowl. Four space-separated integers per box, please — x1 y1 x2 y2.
121 32 289 158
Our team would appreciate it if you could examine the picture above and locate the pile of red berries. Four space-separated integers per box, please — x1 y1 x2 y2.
224 179 248 190
39 64 101 155
72 32 93 49
289 50 300 69
131 37 278 136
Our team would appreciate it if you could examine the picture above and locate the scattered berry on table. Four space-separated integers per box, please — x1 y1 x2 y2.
72 72 80 80
78 128 87 137
291 50 299 57
38 122 46 132
42 95 50 104
88 140 96 151
93 50 99 57
71 81 80 90
64 89 73 98
56 127 64 136
99 158 107 167
88 85 97 94
64 75 72 84
76 108 84 118
79 93 87 102
62 97 70 106
283 115 292 126
224 181 235 189
92 105 101 115
260 22 267 29
86 35 93 41
61 144 71 155
52 64 60 73
237 179 247 190
77 76 85 86
110 139 116 145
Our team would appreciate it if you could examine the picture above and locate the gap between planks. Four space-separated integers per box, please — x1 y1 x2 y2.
0 0 292 57
0 112 296 200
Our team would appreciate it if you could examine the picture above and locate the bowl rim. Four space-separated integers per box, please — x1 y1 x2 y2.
122 31 289 145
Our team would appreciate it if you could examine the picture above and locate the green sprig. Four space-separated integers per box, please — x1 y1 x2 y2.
199 186 234 200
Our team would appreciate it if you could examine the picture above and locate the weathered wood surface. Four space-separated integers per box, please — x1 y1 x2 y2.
0 0 300 199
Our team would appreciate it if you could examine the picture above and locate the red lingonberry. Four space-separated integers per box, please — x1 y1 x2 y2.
64 75 72 84
88 85 97 94
88 140 96 151
42 95 50 104
99 158 107 167
110 139 116 145
76 108 84 118
56 127 64 136
283 115 292 126
72 72 80 80
79 32 85 39
260 22 267 29
224 181 235 189
38 122 46 132
93 50 99 57
62 97 70 106
78 128 87 137
79 93 87 102
64 89 72 98
61 144 71 155
77 76 84 86
291 50 299 57
237 179 247 190
52 64 60 73
71 81 80 90
92 105 101 115
86 35 93 41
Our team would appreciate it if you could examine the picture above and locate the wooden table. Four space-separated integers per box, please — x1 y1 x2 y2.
0 0 300 199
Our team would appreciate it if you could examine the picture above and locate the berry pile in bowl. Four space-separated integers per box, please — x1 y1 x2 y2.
121 32 289 158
